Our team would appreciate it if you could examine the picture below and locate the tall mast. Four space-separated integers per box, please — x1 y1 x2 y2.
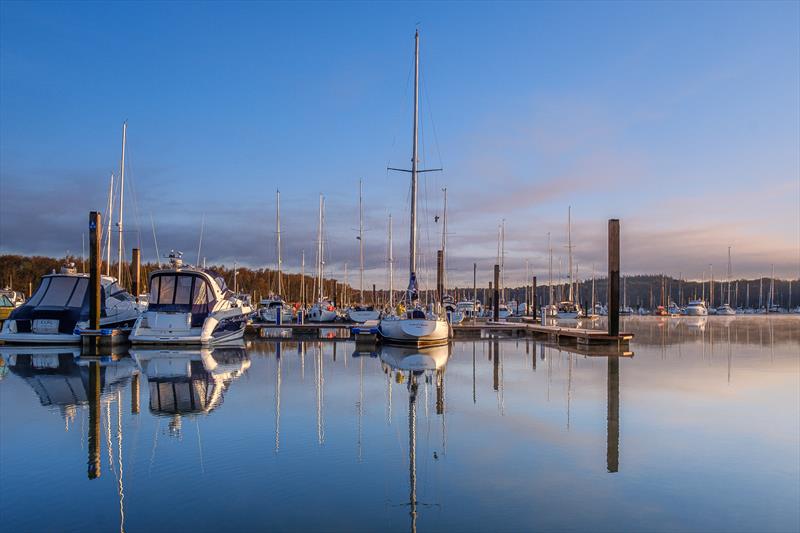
105 172 115 275
359 179 364 302
317 194 323 302
567 206 573 303
276 189 282 296
501 219 506 302
547 232 553 307
727 246 732 305
117 121 127 282
770 264 775 308
389 214 394 308
408 29 420 302
441 187 447 294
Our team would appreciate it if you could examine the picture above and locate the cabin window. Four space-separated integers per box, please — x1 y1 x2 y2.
39 277 80 307
158 276 176 304
193 279 208 305
175 276 193 305
26 278 51 307
67 278 89 308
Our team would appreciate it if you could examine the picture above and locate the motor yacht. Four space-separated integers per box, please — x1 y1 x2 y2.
0 265 139 344
259 296 294 324
685 299 709 316
129 253 251 345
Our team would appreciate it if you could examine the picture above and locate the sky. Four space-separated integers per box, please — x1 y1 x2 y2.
1 1 798 289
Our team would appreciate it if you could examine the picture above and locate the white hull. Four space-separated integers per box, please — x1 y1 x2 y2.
130 311 247 345
347 309 381 323
686 307 708 316
379 316 450 346
260 307 294 324
716 305 736 316
307 304 337 322
556 312 580 320
0 313 138 345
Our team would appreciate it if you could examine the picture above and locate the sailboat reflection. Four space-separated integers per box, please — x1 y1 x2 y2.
379 343 451 533
131 344 250 435
0 346 138 480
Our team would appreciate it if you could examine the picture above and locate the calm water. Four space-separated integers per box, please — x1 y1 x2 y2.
1 316 798 532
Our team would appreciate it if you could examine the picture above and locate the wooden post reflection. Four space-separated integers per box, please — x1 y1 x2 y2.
607 355 620 473
87 361 101 479
492 339 500 391
131 372 140 414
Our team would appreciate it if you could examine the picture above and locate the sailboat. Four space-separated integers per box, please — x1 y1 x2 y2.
556 207 583 320
378 29 451 346
439 188 463 324
347 180 381 323
308 195 337 322
717 247 736 315
260 190 294 324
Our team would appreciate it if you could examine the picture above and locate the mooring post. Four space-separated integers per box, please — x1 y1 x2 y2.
131 247 141 301
131 372 140 414
89 211 101 331
532 276 537 321
488 282 493 316
372 284 377 308
493 264 500 322
87 360 101 479
608 219 620 337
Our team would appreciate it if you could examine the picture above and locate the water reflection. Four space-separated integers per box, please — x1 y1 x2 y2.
1 317 798 532
380 344 451 533
131 344 250 435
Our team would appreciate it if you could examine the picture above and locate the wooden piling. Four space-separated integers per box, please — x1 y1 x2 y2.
131 247 141 301
493 264 500 322
608 219 620 337
89 211 101 331
87 360 101 479
532 276 537 320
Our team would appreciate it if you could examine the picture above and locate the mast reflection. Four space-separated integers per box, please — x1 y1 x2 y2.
0 346 138 479
379 343 451 533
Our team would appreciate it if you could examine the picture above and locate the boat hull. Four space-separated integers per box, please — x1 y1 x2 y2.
347 309 381 323
378 317 451 346
129 312 246 345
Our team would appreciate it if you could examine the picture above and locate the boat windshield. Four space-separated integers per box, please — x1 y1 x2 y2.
149 274 215 313
0 295 13 307
27 276 89 308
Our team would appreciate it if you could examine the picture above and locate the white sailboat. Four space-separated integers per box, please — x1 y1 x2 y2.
717 246 736 316
260 190 294 324
347 179 381 323
556 206 583 320
308 195 337 322
378 29 451 346
440 187 463 324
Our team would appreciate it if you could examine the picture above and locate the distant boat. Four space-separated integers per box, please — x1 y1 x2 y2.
345 179 380 323
556 301 582 319
129 252 251 344
717 303 736 316
0 264 140 344
259 189 293 324
377 30 450 346
308 195 337 323
685 299 708 316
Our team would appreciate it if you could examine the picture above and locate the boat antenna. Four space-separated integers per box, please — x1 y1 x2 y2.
150 212 161 267
117 121 127 282
196 212 205 267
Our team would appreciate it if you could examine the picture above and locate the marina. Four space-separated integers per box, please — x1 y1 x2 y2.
1 2 799 532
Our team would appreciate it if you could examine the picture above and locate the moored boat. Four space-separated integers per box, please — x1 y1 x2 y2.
0 265 140 344
129 253 251 345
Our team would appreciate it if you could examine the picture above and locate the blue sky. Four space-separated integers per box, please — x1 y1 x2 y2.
1 1 798 287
